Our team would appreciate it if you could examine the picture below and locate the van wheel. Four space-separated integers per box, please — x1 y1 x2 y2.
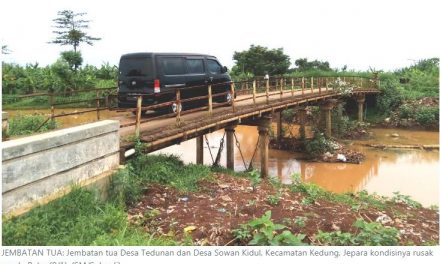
223 90 233 105
170 101 183 114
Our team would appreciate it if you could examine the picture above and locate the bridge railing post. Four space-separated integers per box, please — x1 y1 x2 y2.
96 91 100 120
252 80 257 106
311 77 314 94
208 84 213 116
318 78 322 95
291 78 294 97
265 79 269 104
49 93 55 122
326 77 329 92
176 88 181 126
301 77 305 95
231 82 236 112
280 78 284 101
135 95 142 137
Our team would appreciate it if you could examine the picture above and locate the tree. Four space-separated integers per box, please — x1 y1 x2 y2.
232 45 290 76
50 10 101 52
294 58 332 72
61 51 83 70
2 45 11 54
49 10 100 70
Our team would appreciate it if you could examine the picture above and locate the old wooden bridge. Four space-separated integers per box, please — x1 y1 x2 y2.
115 76 380 177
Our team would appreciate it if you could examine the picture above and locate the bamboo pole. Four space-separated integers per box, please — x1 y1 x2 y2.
291 78 294 97
318 78 322 94
266 79 270 104
208 84 213 115
252 80 257 106
280 78 284 101
135 95 142 137
176 88 181 126
231 82 236 112
96 91 100 120
301 77 305 95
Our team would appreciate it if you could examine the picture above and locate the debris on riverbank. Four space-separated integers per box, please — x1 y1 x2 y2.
270 137 365 164
128 172 439 246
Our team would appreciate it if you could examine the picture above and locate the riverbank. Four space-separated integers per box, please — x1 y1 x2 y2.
3 154 438 246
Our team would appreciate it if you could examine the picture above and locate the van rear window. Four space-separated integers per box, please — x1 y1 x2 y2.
119 57 153 77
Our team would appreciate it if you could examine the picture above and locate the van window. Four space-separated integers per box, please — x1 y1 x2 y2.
160 57 185 75
186 59 205 74
207 59 222 74
120 57 153 77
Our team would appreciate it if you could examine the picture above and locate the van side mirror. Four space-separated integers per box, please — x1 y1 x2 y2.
221 66 228 73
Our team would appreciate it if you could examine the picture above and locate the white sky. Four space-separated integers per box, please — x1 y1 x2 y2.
1 0 439 71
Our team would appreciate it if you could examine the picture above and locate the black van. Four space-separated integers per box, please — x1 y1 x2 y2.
118 52 232 113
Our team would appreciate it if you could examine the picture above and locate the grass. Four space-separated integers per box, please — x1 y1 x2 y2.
289 179 388 211
110 154 212 205
9 114 58 136
3 154 212 246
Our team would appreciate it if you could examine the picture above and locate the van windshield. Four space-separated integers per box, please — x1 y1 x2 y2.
119 57 153 77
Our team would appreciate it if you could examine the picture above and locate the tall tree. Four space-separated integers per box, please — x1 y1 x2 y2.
2 45 11 54
49 10 101 52
232 45 291 76
294 58 332 71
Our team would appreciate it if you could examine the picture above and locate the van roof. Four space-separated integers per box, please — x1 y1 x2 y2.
121 52 216 58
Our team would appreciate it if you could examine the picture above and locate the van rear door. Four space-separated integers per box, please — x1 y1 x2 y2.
119 55 155 95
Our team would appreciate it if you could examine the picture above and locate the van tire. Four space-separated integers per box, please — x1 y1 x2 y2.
220 90 233 105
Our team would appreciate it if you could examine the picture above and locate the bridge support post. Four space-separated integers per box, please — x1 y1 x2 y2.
320 99 338 137
258 114 272 178
225 125 236 170
196 135 204 165
276 111 283 140
297 107 307 140
356 94 366 122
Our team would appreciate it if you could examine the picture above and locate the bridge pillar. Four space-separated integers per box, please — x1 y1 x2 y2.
276 111 283 140
258 114 272 178
356 94 366 122
297 107 307 140
196 135 204 165
320 99 338 137
225 125 236 170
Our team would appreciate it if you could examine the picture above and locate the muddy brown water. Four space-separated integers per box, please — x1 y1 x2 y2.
155 126 439 207
7 109 439 206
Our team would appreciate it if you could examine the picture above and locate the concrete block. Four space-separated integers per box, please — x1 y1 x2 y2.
2 120 120 215
2 153 119 214
2 120 119 161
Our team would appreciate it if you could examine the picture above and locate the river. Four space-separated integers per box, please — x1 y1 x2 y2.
6 109 439 206
154 126 439 207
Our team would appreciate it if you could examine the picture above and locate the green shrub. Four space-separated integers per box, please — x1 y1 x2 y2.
232 211 307 246
9 114 58 136
414 106 438 126
316 219 399 246
304 132 337 157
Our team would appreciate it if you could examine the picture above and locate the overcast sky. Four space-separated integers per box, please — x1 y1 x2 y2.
1 0 439 71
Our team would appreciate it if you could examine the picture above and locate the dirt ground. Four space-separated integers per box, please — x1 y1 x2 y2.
127 173 439 246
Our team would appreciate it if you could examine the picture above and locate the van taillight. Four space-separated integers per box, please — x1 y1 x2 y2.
154 79 160 93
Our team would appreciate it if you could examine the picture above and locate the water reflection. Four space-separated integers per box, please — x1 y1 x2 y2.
155 126 439 206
